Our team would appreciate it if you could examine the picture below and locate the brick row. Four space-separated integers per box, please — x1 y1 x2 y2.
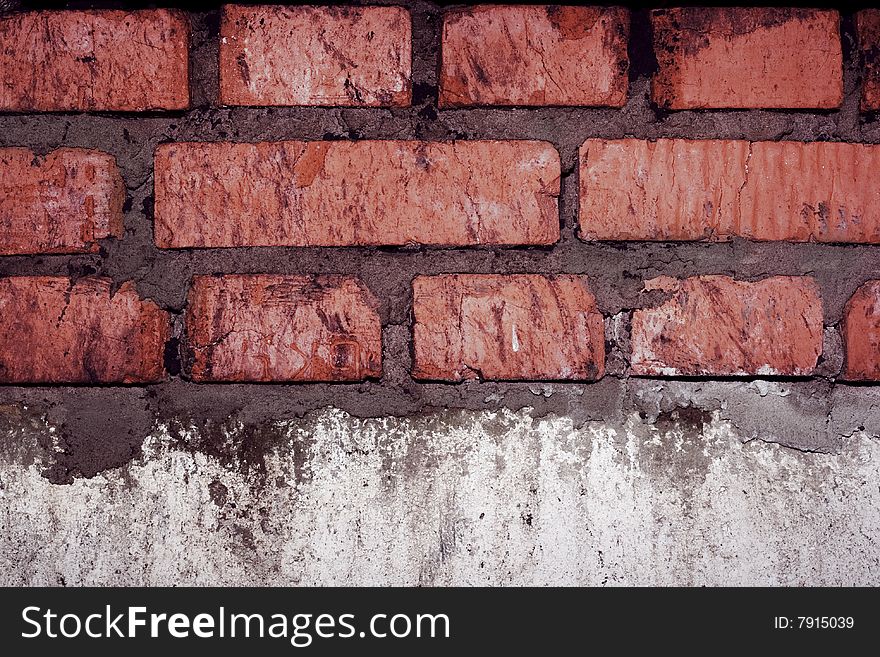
4 139 880 252
2 7 880 112
5 273 880 383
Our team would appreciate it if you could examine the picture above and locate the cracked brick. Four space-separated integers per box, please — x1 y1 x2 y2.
440 5 629 107
0 9 189 112
219 5 411 107
579 139 880 243
630 276 824 377
651 7 842 109
154 140 560 248
0 148 124 255
184 275 382 382
0 276 169 383
412 274 605 381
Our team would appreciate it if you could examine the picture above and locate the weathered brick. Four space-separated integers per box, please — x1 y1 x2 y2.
440 5 629 107
652 8 842 109
630 276 823 377
0 276 169 383
0 9 189 112
857 10 880 112
185 275 381 382
220 5 411 107
579 139 880 243
842 281 880 381
0 148 124 256
155 140 560 248
412 274 605 381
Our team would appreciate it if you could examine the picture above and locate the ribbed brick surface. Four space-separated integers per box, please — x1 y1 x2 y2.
155 140 560 248
652 8 842 109
0 148 124 256
0 9 189 112
412 274 605 381
579 139 880 243
185 275 381 382
0 277 169 383
220 5 411 107
630 276 823 377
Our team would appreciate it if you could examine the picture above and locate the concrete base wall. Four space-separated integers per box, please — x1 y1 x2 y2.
3 403 878 586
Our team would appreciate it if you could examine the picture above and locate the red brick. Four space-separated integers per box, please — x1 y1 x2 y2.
412 274 605 381
652 8 842 109
0 148 124 256
220 5 411 107
857 10 880 112
0 10 189 112
0 276 169 383
185 275 381 382
440 6 629 107
630 276 823 377
842 281 880 381
155 140 559 248
579 139 880 243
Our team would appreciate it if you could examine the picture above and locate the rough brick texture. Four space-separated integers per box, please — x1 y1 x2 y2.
842 281 880 381
185 275 381 382
440 5 629 107
220 5 411 107
0 276 169 383
0 10 189 112
858 10 880 112
0 148 124 256
630 276 823 377
155 140 560 248
651 8 842 110
412 274 605 381
579 139 880 243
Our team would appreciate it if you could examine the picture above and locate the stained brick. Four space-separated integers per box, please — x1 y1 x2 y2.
857 10 880 112
185 275 381 382
842 281 880 381
412 274 605 381
579 139 880 243
440 5 629 107
0 9 189 112
0 276 169 383
652 8 842 109
630 276 823 377
0 148 124 256
220 5 411 107
155 140 560 248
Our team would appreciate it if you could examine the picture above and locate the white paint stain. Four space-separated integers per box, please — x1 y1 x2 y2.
511 324 520 352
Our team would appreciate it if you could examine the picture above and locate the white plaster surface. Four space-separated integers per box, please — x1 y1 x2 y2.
1 408 878 586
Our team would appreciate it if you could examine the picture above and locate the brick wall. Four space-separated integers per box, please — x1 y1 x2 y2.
2 3 880 399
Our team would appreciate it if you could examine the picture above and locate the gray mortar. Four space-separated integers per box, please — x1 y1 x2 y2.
1 2 880 483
